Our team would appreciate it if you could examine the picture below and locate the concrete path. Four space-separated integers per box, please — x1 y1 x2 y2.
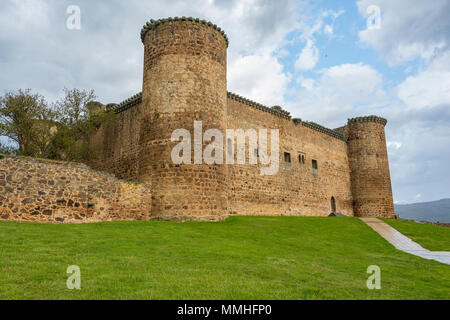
361 218 450 265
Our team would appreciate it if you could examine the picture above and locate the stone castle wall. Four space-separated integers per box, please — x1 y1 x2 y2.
89 95 355 218
89 100 143 182
226 97 354 217
0 156 151 223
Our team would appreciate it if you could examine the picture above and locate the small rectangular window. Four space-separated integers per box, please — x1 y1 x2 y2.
312 159 318 171
284 152 292 164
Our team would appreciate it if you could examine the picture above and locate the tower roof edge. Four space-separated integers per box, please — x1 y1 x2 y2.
140 17 229 47
348 115 388 126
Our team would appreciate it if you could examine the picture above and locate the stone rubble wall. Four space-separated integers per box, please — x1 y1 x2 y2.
0 156 151 223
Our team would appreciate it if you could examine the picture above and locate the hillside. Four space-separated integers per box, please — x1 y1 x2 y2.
395 199 450 223
0 217 448 300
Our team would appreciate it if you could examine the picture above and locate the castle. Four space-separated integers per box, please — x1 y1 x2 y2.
87 17 395 221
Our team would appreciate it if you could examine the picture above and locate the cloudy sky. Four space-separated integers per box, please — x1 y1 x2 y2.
0 0 449 204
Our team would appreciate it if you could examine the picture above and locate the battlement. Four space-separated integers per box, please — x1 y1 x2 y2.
140 17 229 47
348 115 387 126
112 92 142 113
227 92 291 119
300 121 348 141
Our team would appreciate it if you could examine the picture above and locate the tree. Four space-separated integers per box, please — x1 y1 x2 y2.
29 108 59 159
55 88 96 126
0 89 52 156
0 88 113 161
51 88 113 161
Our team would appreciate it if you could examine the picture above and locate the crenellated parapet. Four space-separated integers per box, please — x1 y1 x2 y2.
300 121 348 142
348 115 387 126
227 92 291 119
140 17 229 47
113 92 142 113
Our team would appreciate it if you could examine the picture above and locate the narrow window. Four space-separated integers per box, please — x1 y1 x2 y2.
298 152 306 165
312 159 318 172
254 148 259 158
284 152 292 164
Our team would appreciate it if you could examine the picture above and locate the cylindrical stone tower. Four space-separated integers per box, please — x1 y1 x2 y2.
138 17 229 221
347 116 395 218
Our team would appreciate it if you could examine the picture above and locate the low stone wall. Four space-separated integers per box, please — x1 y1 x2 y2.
0 156 151 223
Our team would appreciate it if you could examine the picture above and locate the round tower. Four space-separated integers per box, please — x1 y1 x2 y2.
347 116 395 218
138 17 229 221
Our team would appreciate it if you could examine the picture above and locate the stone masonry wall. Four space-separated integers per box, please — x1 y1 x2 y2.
226 98 354 217
0 156 151 223
90 96 355 218
89 102 143 182
138 19 229 221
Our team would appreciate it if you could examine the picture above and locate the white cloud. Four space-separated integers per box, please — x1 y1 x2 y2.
292 7 344 72
387 142 402 150
397 51 450 110
228 53 291 106
357 0 450 65
295 40 319 71
298 77 315 90
0 0 51 34
287 63 384 127
324 25 333 36
206 0 299 55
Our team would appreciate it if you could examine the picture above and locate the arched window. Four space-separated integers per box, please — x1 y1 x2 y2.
331 197 337 213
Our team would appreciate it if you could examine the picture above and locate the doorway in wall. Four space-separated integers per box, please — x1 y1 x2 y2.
331 197 337 213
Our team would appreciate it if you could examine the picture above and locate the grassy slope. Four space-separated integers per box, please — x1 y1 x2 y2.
0 217 448 300
382 219 450 251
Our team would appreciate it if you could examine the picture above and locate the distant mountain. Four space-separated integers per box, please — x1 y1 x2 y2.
395 199 450 223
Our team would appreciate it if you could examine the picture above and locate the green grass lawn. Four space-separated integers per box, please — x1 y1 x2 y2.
0 216 449 300
382 218 450 251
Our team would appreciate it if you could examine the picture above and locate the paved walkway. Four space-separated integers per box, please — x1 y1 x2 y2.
361 218 450 265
